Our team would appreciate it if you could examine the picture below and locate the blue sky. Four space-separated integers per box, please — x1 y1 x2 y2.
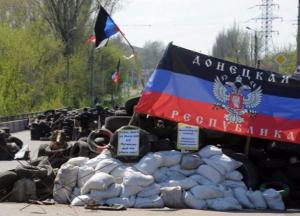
114 0 298 54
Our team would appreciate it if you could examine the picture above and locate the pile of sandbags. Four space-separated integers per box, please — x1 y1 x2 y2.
53 146 285 210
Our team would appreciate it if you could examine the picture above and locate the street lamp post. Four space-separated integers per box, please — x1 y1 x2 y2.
246 26 258 68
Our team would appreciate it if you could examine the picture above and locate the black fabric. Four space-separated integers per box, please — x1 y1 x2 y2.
158 43 300 98
94 6 109 48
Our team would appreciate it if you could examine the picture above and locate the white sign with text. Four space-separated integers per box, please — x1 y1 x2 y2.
177 123 199 150
117 129 140 156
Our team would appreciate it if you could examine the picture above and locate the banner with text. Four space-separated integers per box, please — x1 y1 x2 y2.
135 43 300 144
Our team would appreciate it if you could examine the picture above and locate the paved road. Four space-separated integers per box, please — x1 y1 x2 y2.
0 203 299 216
0 131 299 216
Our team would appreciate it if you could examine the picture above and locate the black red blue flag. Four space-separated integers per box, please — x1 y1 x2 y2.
94 6 120 48
135 43 300 144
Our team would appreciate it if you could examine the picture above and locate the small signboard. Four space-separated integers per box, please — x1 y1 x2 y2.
117 129 140 156
273 53 287 66
177 123 199 150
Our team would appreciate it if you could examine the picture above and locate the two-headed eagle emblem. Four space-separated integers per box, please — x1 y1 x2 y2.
213 75 262 124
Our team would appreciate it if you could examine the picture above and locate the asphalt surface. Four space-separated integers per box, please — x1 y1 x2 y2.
0 130 299 216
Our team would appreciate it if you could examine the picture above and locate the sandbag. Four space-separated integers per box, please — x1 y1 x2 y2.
70 187 81 201
189 174 213 185
161 186 186 208
105 196 136 208
161 178 197 190
53 184 72 204
155 150 182 167
207 197 242 211
183 191 207 209
85 151 112 168
95 158 121 174
71 194 93 206
190 185 224 200
197 165 224 184
137 183 161 197
233 187 254 209
202 158 227 176
169 165 196 176
55 164 79 188
108 164 124 177
225 170 243 181
262 188 285 210
134 153 163 175
247 190 267 209
77 166 95 188
134 195 164 208
223 180 247 189
198 145 222 158
121 184 143 197
65 157 89 167
90 183 122 201
209 154 243 172
123 169 154 187
81 173 115 194
153 167 169 183
180 153 204 170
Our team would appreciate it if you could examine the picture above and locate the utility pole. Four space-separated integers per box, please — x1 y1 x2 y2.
246 26 259 67
297 0 300 66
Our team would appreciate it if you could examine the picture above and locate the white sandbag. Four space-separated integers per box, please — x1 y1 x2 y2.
134 195 164 208
233 187 254 209
207 197 242 211
123 169 154 187
110 165 127 179
209 154 243 172
90 183 122 201
77 166 95 188
53 184 72 204
202 158 227 176
223 188 234 198
153 167 169 183
70 187 81 201
198 145 222 158
137 183 161 197
156 150 182 167
121 184 144 197
71 194 94 206
223 180 247 189
190 185 224 200
189 174 213 185
85 151 112 168
197 165 224 184
262 189 285 210
81 173 115 195
105 196 136 208
247 190 267 209
134 153 163 175
161 186 186 208
65 157 89 167
161 178 197 190
183 191 207 210
225 170 243 181
55 164 79 188
180 153 204 170
169 165 197 176
95 158 121 174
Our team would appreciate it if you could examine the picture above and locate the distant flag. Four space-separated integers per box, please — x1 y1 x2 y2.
123 54 135 60
94 6 120 49
86 35 96 44
112 58 120 84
